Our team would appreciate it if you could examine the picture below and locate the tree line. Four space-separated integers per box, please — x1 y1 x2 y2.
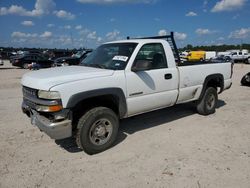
179 44 250 52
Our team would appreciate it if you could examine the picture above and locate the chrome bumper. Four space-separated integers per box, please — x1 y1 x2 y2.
22 101 72 140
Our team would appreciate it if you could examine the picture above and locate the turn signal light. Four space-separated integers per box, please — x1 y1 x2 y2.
36 105 63 112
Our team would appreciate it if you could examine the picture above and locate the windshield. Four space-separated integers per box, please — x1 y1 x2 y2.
80 43 138 70
72 51 83 58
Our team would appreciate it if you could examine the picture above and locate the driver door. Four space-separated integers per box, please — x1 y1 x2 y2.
125 43 178 116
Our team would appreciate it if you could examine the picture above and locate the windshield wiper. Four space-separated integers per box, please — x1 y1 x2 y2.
83 63 106 69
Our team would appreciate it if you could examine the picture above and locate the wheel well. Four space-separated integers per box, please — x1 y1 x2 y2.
71 95 119 130
199 74 224 101
206 78 222 90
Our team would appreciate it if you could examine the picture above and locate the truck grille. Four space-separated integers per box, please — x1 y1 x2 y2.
23 98 37 109
22 86 37 98
22 86 60 107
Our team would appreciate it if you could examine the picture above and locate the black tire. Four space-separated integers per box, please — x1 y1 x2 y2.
241 73 250 86
241 77 247 86
196 87 218 115
76 107 119 155
247 58 250 64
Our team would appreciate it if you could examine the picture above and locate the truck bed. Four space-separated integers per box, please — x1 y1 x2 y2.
178 60 225 66
176 62 232 104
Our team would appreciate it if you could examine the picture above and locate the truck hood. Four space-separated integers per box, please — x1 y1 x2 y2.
21 66 114 90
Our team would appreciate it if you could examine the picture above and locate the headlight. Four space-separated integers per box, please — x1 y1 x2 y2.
38 90 61 99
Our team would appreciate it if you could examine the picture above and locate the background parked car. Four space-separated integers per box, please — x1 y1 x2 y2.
10 51 43 64
0 56 4 66
225 49 250 64
210 55 233 63
11 54 53 69
53 49 92 66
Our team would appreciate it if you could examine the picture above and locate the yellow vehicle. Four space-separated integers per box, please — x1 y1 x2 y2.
186 51 206 61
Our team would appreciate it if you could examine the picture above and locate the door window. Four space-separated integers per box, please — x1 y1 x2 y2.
134 43 168 69
31 56 37 60
24 56 35 61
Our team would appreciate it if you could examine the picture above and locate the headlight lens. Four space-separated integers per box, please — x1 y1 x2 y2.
38 90 61 99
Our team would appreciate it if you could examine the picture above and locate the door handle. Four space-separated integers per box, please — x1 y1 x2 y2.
164 73 172 80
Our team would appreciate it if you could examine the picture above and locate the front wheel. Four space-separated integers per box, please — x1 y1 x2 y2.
62 62 69 66
76 107 119 155
247 58 250 64
196 87 218 115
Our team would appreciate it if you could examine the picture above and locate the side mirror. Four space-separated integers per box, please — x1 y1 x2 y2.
132 60 152 72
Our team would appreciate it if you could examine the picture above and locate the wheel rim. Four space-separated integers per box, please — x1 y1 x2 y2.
206 93 216 110
23 64 29 69
89 118 113 146
246 75 250 82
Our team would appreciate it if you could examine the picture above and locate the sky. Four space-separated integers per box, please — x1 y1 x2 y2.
0 0 250 49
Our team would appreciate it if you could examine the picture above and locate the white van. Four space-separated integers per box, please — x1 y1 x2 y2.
205 51 216 60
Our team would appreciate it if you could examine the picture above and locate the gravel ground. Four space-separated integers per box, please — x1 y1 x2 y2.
0 60 250 188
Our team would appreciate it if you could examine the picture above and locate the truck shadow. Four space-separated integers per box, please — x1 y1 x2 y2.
55 137 82 153
55 100 226 153
118 100 226 136
0 67 19 70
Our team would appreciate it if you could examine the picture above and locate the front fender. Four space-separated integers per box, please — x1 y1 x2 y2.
66 88 127 118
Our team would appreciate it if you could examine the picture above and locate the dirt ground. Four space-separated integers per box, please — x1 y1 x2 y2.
0 60 249 188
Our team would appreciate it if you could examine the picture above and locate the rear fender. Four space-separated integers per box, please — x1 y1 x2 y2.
199 74 224 101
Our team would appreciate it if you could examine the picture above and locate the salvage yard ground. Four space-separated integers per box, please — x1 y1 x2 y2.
0 60 250 188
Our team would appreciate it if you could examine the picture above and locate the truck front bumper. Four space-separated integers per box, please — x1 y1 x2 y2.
22 101 72 140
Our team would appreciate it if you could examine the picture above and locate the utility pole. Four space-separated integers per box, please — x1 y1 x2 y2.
70 32 74 48
240 39 243 51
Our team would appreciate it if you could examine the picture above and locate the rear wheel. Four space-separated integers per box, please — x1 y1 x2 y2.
22 63 29 69
196 87 218 115
76 107 119 155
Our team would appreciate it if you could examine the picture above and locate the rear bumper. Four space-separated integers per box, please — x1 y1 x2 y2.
224 79 232 90
22 101 72 140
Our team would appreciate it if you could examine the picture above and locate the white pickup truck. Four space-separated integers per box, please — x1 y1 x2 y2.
21 32 233 154
226 50 250 64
